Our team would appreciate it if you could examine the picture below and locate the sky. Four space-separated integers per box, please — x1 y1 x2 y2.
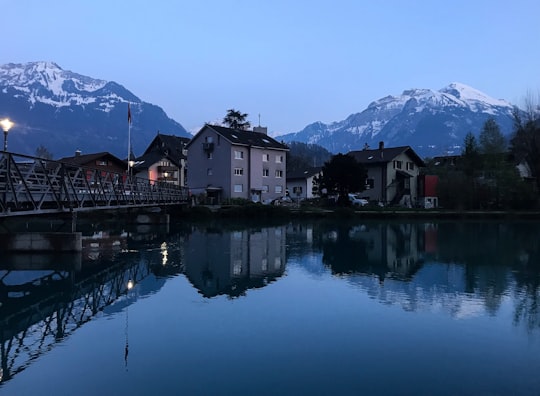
2 0 540 136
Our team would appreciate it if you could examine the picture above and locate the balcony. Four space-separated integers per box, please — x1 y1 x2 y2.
202 142 214 152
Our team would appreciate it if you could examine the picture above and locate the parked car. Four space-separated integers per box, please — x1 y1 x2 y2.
271 196 294 206
348 193 369 206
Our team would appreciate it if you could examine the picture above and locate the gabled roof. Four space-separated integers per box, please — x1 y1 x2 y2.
187 124 288 151
143 132 190 158
133 150 181 170
348 146 425 167
58 152 126 167
287 166 322 180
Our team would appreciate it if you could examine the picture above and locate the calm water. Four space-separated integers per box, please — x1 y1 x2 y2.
1 219 540 395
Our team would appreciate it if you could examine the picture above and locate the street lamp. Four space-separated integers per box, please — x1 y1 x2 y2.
0 118 14 152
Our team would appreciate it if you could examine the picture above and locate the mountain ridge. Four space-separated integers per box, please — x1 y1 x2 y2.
277 82 517 157
0 61 189 158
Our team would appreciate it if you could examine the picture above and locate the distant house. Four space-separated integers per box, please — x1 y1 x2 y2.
58 150 127 184
133 132 190 186
186 124 289 204
348 142 425 206
286 167 322 201
59 150 127 171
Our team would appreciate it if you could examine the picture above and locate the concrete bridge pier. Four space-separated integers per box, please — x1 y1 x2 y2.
0 232 82 252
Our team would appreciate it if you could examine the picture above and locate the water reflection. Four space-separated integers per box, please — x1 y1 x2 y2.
1 219 540 391
288 220 540 331
0 245 170 384
184 225 286 297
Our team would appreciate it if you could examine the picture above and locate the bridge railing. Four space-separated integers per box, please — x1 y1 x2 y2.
0 152 189 216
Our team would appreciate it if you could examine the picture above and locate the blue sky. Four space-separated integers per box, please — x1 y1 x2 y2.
2 0 539 136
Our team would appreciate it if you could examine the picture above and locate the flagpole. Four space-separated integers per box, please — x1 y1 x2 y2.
127 103 131 173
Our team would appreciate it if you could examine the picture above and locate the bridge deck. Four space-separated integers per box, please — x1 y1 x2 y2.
1 152 189 217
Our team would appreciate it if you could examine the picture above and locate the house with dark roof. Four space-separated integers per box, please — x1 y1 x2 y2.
286 167 322 201
58 150 127 170
186 124 289 204
133 132 190 186
57 150 128 188
348 142 425 206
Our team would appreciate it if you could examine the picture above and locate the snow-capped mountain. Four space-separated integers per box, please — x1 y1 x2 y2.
0 61 189 158
278 83 517 157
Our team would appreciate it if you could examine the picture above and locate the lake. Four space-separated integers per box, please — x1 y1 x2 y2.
1 218 540 395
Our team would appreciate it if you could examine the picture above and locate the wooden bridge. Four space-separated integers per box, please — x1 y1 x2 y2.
0 151 189 217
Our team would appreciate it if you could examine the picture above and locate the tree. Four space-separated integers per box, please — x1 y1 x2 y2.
35 144 53 160
511 106 540 194
461 132 481 177
315 154 367 205
223 109 251 130
479 118 506 155
286 141 332 173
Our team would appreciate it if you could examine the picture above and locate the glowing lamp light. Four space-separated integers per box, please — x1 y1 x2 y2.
1 118 14 151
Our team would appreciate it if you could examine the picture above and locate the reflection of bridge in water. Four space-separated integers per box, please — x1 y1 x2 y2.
0 253 152 385
0 152 189 217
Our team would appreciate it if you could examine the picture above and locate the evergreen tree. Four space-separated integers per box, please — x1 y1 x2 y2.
461 132 481 177
479 118 506 155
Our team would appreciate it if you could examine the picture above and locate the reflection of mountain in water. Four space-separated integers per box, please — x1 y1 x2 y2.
184 226 287 298
287 220 540 330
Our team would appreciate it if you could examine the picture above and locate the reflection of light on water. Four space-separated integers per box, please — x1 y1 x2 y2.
161 242 168 266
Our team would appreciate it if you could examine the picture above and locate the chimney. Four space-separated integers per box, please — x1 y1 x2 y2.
75 149 81 156
378 141 384 150
253 126 268 135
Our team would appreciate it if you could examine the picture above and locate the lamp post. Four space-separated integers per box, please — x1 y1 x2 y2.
128 160 135 177
0 118 14 152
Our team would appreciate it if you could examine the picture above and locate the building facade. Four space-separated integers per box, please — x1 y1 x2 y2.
186 124 289 204
133 133 189 186
348 142 425 206
286 167 322 201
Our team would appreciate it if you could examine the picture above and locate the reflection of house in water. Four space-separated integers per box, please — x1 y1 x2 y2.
184 226 287 297
346 223 425 280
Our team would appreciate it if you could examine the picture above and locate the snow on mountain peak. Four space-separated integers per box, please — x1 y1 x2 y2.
439 82 511 108
1 61 112 108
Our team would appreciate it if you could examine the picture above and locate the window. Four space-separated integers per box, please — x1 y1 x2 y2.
234 168 244 176
275 185 283 194
263 153 269 162
97 160 108 166
234 184 243 192
274 257 282 269
275 170 283 178
207 152 213 159
366 178 375 189
234 150 244 159
233 260 242 275
205 136 213 143
207 168 213 176
393 160 402 169
293 186 302 194
276 155 283 163
262 185 269 192
407 162 415 170
263 168 269 177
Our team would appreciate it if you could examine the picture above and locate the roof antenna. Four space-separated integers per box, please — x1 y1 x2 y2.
258 113 261 127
